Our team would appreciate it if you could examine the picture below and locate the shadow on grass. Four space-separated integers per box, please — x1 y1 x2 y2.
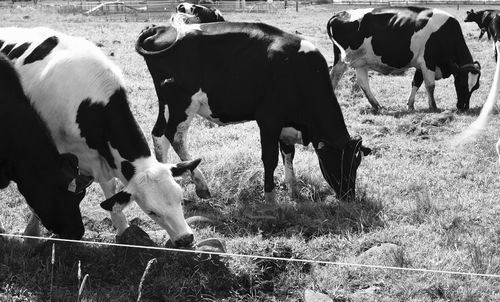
184 187 385 241
0 236 239 301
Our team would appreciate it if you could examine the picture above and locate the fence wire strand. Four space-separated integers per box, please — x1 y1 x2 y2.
2 232 500 279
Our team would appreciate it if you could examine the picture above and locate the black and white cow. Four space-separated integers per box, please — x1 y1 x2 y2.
176 2 224 23
0 52 91 239
327 7 481 112
0 27 201 247
464 9 500 40
136 22 371 203
465 9 500 60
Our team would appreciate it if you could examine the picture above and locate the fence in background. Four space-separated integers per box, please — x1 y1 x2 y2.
6 0 500 19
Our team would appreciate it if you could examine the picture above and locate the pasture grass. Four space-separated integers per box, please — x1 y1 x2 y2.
2 3 500 301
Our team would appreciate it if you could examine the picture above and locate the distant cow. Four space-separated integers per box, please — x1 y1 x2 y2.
464 9 500 40
328 7 481 112
465 9 500 60
0 52 90 239
136 22 371 203
176 2 224 23
0 27 201 247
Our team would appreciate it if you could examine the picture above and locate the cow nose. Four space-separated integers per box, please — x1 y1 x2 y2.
173 233 194 248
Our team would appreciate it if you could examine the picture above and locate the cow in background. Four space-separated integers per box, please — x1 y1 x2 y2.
176 2 224 23
136 21 371 205
0 27 200 247
0 52 90 240
328 7 481 112
465 9 500 60
464 9 500 41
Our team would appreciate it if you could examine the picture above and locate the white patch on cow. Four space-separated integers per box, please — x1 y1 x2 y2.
468 72 479 92
346 8 374 21
409 9 453 69
298 40 316 53
170 14 202 39
279 127 303 145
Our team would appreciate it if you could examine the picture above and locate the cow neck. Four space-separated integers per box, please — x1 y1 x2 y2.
454 27 475 67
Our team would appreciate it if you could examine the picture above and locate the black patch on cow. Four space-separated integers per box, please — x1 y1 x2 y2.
100 191 132 211
424 17 472 77
328 7 434 69
106 88 151 160
7 42 31 60
76 98 117 169
0 40 4 50
121 161 135 181
23 36 58 65
1 43 16 56
76 89 151 171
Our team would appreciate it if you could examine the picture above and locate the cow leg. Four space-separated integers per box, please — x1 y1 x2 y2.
330 60 348 90
23 211 42 246
408 69 424 111
479 28 486 40
100 178 129 235
279 141 299 198
356 67 382 112
259 126 280 204
422 70 438 110
169 118 211 199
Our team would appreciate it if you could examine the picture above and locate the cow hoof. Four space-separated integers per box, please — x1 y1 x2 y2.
195 188 211 199
407 105 415 111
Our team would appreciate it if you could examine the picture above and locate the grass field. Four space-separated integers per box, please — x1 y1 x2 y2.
2 3 500 301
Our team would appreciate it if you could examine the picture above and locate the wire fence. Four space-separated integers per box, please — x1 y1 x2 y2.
21 0 500 18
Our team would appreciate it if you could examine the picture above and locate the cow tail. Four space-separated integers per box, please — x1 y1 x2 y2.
453 41 500 145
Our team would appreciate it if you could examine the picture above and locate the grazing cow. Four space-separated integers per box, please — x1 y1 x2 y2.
327 7 481 112
0 52 90 239
465 9 500 60
0 27 201 247
136 22 371 204
176 2 224 23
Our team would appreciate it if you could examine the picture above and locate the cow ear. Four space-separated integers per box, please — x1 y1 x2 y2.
171 158 201 177
100 191 132 211
473 61 481 71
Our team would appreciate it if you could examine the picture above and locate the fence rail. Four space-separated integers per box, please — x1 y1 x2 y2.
22 0 500 17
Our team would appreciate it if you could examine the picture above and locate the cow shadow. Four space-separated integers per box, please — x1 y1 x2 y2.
183 186 385 241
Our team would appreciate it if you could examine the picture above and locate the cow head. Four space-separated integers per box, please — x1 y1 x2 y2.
454 61 481 110
16 153 91 239
464 10 479 23
315 137 371 201
100 159 201 247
